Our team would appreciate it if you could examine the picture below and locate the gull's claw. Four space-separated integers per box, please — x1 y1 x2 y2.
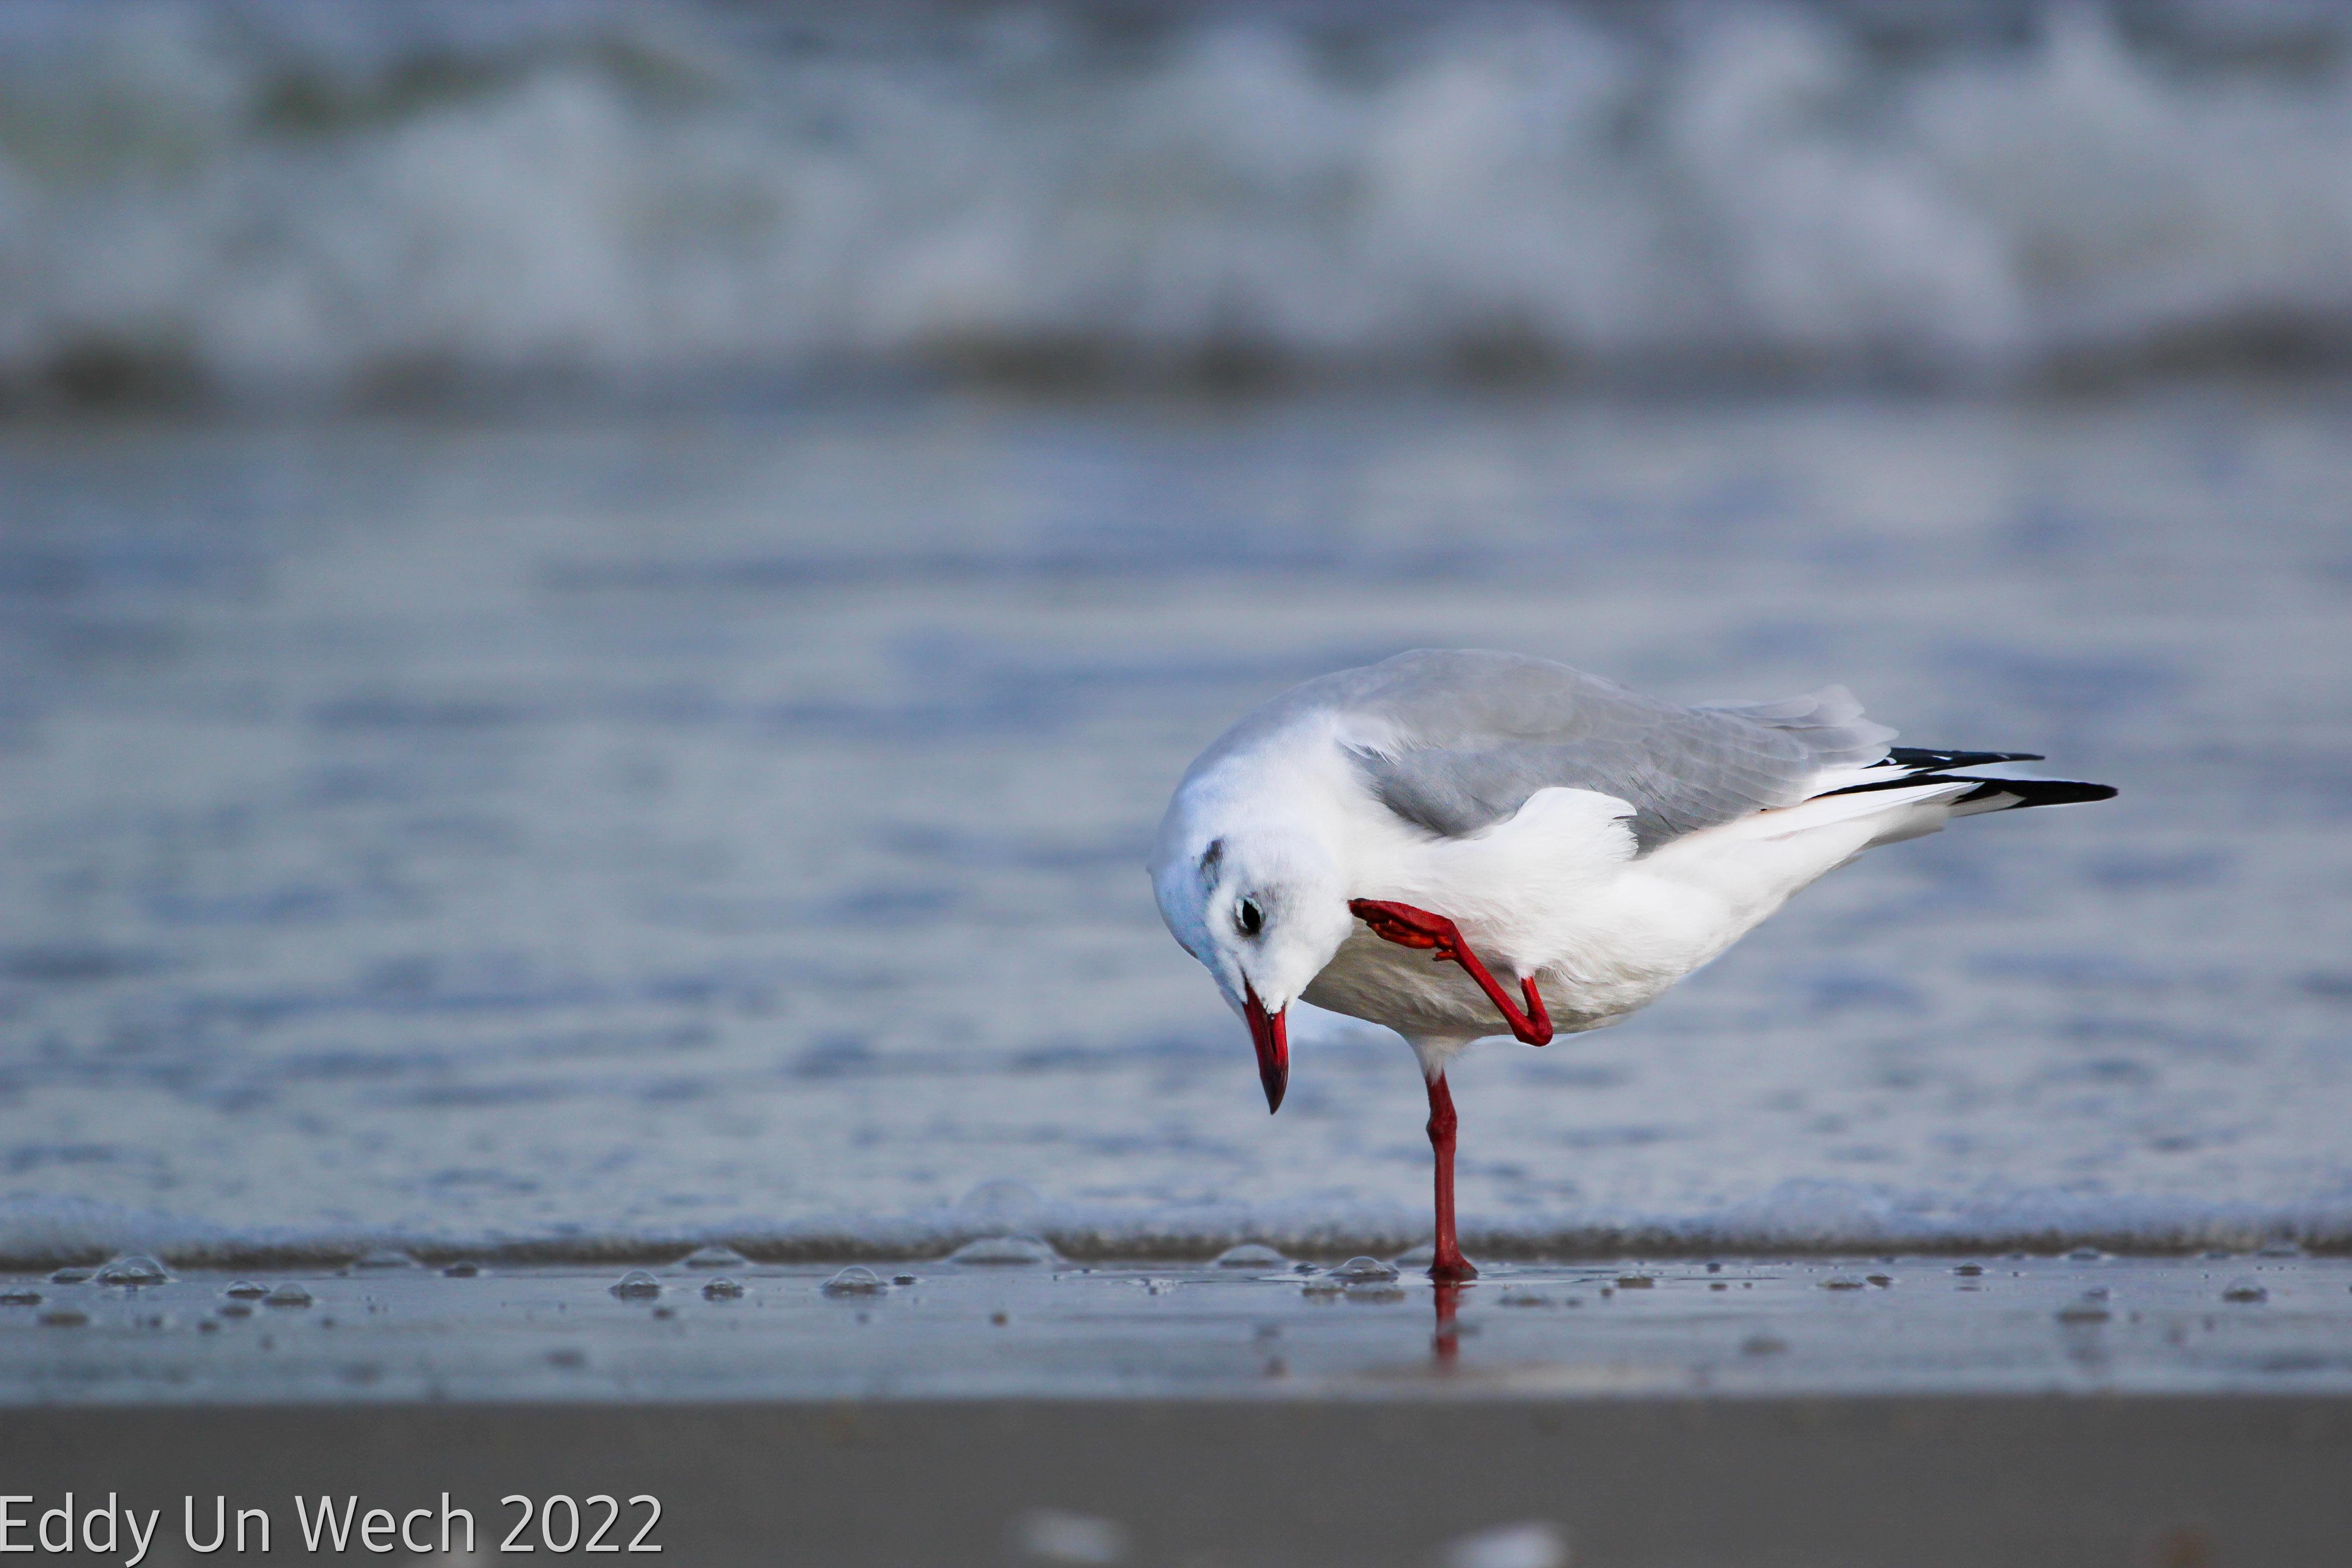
1347 898 1554 1047
1347 898 1457 954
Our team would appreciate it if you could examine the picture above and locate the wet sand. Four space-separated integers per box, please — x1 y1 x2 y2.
8 1253 2351 1403
15 1395 2351 1568
6 1255 2350 1564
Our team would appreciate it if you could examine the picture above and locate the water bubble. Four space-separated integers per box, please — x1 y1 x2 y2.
2257 1240 2306 1258
1213 1243 1288 1270
1013 1508 1128 1565
681 1246 750 1270
609 1270 663 1300
355 1250 419 1270
1953 1263 1985 1277
1819 1276 1866 1291
1865 1275 1893 1288
265 1284 314 1308
2067 1247 2106 1262
442 1262 481 1278
892 1274 919 1286
2222 1278 2269 1304
224 1280 269 1299
822 1266 888 1296
702 1277 745 1300
39 1308 89 1328
945 1235 1059 1267
48 1268 93 1284
1326 1257 1400 1284
958 1180 1043 1229
1440 1520 1570 1568
1 1287 42 1306
1616 1275 1655 1289
94 1255 169 1287
2055 1295 2111 1324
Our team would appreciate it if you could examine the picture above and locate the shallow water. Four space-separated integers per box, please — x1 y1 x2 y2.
3 385 2350 1262
5 1252 2349 1404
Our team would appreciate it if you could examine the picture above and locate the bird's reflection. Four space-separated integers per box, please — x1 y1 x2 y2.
1431 1280 1466 1368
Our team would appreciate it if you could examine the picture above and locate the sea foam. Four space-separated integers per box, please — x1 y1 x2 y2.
5 0 2352 402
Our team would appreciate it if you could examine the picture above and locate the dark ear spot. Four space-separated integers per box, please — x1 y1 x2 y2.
1198 838 1224 884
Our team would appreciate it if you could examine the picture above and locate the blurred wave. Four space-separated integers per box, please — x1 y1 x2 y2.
6 0 2352 404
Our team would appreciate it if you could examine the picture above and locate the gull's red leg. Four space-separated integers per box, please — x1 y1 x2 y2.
1426 1072 1476 1283
1349 899 1554 1046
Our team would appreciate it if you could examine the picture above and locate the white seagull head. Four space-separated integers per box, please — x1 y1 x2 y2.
1150 796 1353 1114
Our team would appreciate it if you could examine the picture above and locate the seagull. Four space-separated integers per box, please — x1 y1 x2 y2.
1150 649 2115 1283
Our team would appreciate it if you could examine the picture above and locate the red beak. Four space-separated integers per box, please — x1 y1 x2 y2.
1244 982 1288 1113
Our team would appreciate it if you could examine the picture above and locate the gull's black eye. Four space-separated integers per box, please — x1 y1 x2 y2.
1235 897 1264 937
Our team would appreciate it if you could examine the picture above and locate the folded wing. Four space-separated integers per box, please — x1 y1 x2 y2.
1327 650 1898 853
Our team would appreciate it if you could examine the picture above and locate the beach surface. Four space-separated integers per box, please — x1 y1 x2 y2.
16 1395 2352 1568
8 1252 2352 1405
7 1253 2352 1565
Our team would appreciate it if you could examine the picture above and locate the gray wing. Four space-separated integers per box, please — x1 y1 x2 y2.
1319 650 1896 853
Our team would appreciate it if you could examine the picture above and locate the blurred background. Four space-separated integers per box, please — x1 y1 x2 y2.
2 0 2348 1265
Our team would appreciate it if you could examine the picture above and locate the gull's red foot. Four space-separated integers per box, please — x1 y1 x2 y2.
1348 899 1554 1047
1348 898 1459 953
1428 1251 1478 1284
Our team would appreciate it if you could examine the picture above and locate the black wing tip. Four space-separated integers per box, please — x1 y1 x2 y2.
1952 777 2118 808
1816 746 2067 799
1886 746 2045 770
1819 773 2117 805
